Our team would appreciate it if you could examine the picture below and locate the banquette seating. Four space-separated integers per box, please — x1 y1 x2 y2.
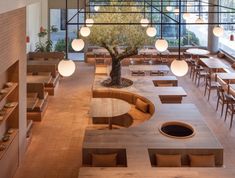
92 90 154 128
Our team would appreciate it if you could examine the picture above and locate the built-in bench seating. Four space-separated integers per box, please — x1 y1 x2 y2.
92 90 154 128
27 83 49 121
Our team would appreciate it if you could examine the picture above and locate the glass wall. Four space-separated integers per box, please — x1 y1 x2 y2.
219 0 235 57
50 9 84 61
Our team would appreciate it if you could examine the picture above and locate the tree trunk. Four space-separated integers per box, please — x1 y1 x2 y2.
110 58 121 86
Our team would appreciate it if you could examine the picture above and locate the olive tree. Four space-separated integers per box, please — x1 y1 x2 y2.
88 2 153 86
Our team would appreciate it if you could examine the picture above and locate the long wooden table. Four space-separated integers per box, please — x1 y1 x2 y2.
27 75 52 84
129 65 170 72
152 76 178 86
90 98 131 129
200 58 228 71
217 73 235 83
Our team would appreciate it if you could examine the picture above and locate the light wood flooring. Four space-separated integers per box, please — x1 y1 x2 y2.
15 62 235 178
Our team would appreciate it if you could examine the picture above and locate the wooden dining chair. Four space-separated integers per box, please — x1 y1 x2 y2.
216 85 228 117
224 94 235 128
204 74 218 101
194 65 208 87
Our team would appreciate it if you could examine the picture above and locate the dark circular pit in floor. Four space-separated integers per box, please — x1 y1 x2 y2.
159 121 195 139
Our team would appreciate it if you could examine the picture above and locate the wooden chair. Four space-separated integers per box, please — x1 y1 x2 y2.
204 74 218 101
216 85 228 117
194 66 208 87
189 61 196 78
224 94 235 128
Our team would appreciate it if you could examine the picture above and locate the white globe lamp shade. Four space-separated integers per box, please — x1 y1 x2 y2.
71 38 84 52
166 6 173 12
155 39 169 52
195 17 204 23
183 13 191 20
86 18 94 27
146 27 157 37
58 60 76 77
174 8 179 15
80 26 91 37
94 6 100 11
170 59 189 77
213 26 224 37
140 18 149 27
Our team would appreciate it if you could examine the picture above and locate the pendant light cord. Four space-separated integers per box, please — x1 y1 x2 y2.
178 0 182 60
217 0 220 26
151 0 152 26
77 0 80 37
161 0 163 38
65 0 68 59
185 0 187 13
144 0 146 18
198 0 201 18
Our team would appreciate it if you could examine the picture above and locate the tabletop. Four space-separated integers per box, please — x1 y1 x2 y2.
186 48 210 55
217 73 235 80
155 87 187 96
229 84 235 91
200 58 228 69
90 98 131 118
27 75 52 84
129 65 170 72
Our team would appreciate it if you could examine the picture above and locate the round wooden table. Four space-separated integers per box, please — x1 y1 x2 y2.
90 98 131 129
186 48 210 56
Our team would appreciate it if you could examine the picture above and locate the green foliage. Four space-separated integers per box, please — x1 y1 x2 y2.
54 39 74 52
35 40 53 52
88 2 153 54
182 30 200 46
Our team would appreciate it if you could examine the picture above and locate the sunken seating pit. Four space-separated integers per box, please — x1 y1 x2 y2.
92 90 154 128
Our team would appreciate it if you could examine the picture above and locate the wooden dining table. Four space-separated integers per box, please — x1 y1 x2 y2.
90 98 131 129
129 65 170 72
186 48 210 56
200 58 228 71
152 76 178 86
27 75 52 84
217 73 235 82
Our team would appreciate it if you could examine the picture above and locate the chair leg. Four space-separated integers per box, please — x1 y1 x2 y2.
216 98 220 111
208 89 211 101
204 84 208 96
197 77 200 87
221 103 225 117
225 105 229 121
230 114 234 129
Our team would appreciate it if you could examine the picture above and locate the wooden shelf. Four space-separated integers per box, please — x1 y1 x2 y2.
0 83 18 105
0 129 18 160
0 102 18 125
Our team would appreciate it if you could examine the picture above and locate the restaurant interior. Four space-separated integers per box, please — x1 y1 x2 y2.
1 0 235 178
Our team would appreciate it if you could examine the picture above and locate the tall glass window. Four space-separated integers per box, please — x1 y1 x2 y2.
50 9 84 61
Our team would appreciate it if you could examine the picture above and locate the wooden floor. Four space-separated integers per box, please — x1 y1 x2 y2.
15 62 235 178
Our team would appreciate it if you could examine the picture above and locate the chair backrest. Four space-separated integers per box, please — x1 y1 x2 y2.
217 85 225 100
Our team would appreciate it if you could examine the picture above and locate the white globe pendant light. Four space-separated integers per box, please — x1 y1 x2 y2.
140 18 149 27
71 38 85 51
213 26 224 37
155 39 169 52
146 26 157 37
170 59 189 77
166 6 173 12
174 8 179 15
195 17 204 23
58 59 76 77
86 18 94 27
183 13 191 20
80 26 91 37
94 6 100 11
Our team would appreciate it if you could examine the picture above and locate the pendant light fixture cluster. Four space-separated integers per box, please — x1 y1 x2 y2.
146 0 157 37
195 0 204 23
140 0 149 27
170 0 189 77
213 0 224 37
58 0 76 77
155 0 168 52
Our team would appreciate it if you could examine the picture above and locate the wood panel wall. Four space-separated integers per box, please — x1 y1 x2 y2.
0 7 27 163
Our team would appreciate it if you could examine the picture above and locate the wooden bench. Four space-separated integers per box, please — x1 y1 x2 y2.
28 52 64 61
27 83 49 121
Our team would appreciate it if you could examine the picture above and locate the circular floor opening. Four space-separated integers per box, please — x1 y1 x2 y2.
159 121 195 139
